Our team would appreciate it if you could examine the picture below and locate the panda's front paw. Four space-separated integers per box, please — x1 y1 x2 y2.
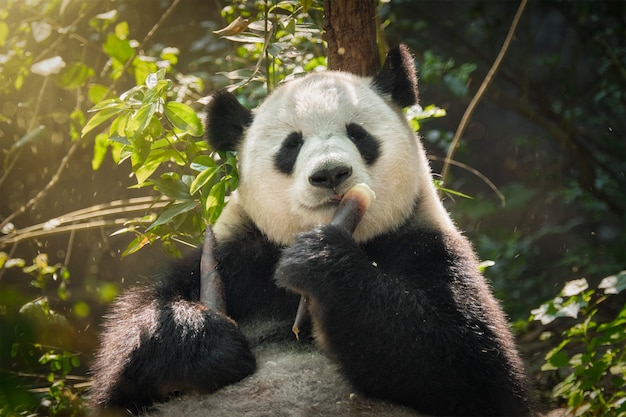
275 224 359 295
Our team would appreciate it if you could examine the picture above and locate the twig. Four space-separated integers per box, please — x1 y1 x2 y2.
224 22 275 92
0 219 132 246
440 0 528 187
428 155 505 206
0 148 23 189
0 241 19 280
0 139 83 231
64 229 75 266
0 197 171 246
594 35 626 81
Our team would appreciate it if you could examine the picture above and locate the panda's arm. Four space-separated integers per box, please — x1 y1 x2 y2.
215 222 301 325
275 224 531 415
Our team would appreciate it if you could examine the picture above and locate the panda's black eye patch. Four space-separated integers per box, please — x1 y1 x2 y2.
274 131 303 174
346 123 380 165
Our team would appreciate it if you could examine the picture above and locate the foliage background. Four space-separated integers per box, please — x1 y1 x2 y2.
0 0 624 415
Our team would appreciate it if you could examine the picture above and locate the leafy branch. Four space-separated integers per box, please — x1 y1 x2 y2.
531 272 626 415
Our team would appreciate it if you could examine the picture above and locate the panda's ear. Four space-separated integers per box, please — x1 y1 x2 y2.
372 44 418 108
204 90 253 151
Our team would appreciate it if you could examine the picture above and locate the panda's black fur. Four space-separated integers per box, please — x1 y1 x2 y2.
90 45 533 416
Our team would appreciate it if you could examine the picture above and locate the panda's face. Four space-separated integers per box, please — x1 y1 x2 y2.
235 71 428 246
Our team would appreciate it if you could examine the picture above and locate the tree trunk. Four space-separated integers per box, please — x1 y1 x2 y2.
323 0 378 76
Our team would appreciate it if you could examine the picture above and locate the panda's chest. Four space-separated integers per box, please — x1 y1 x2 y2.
363 229 449 279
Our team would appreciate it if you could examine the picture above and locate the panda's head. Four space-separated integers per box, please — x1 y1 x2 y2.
206 45 448 246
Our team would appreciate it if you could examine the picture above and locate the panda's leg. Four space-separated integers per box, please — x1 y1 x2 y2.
90 284 255 414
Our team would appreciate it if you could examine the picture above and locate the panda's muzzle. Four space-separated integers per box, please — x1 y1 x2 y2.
308 165 352 190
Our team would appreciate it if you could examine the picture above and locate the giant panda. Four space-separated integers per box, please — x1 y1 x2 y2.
90 45 533 417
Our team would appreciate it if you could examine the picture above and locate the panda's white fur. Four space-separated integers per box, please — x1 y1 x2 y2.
217 71 453 247
90 45 533 417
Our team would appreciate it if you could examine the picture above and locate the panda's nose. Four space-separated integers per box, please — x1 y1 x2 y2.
309 165 353 189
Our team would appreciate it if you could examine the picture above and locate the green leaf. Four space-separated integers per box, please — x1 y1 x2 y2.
433 180 473 199
143 79 171 105
88 84 108 104
285 18 296 35
267 42 284 58
190 155 217 172
56 62 94 90
82 106 123 136
222 33 266 43
115 21 129 40
190 166 219 195
147 200 197 231
562 278 589 297
160 47 179 66
598 271 626 295
89 97 123 112
0 22 9 47
478 260 495 273
103 33 134 63
150 177 191 200
71 355 81 367
89 9 118 32
12 125 47 150
145 68 167 88
92 133 110 170
299 0 313 11
130 135 151 174
121 235 151 257
206 181 226 223
145 115 163 138
110 112 130 137
127 104 156 138
164 102 203 136
544 349 571 371
132 58 158 86
69 109 85 141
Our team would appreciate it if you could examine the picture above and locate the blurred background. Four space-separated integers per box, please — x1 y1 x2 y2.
0 0 624 415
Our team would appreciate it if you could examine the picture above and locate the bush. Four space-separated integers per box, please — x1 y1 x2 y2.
531 271 626 416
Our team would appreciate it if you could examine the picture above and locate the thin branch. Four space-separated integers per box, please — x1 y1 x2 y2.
224 22 275 92
429 155 505 206
0 219 130 246
594 35 626 81
32 3 98 63
0 197 171 246
0 139 83 231
0 241 19 280
0 148 23 189
440 0 528 187
40 196 168 223
63 229 75 266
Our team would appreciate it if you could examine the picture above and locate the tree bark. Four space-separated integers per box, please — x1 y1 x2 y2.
323 0 378 76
